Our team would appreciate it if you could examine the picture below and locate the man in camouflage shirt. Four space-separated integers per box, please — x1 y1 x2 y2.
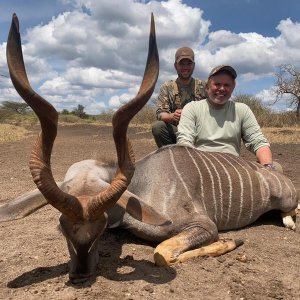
152 47 207 147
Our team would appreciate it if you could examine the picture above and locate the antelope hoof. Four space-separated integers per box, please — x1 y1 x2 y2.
154 245 177 266
281 211 297 231
282 215 296 231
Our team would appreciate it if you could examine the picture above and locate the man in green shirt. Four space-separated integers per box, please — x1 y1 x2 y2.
152 47 207 147
177 65 274 168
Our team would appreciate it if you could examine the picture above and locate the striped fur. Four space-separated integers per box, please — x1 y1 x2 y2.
126 144 298 235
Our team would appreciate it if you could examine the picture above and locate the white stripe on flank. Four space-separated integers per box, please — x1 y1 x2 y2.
169 148 194 203
256 172 270 207
227 157 255 223
210 154 233 226
186 148 207 213
289 180 297 200
193 150 218 221
214 153 244 227
202 152 223 222
268 171 283 198
165 181 177 214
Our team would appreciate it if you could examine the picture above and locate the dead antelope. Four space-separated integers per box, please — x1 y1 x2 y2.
1 13 298 284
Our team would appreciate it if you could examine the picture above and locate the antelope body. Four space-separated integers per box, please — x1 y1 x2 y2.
0 14 298 284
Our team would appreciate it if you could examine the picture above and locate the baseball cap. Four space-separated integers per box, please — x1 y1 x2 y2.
208 65 237 79
175 47 194 63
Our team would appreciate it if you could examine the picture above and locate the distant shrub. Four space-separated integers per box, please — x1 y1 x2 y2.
93 110 114 124
265 111 299 127
71 104 88 119
0 110 38 126
132 105 156 126
58 114 83 123
0 109 15 121
61 109 70 115
232 94 299 127
2 96 298 129
233 94 270 114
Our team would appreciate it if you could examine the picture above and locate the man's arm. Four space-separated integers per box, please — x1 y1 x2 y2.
255 145 273 166
159 109 182 123
241 105 271 160
156 83 172 120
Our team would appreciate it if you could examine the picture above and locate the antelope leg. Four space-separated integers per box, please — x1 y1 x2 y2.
175 239 244 264
281 209 297 230
154 219 219 266
155 235 243 266
0 189 47 222
0 182 68 222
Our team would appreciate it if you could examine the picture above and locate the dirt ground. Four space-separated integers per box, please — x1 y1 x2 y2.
0 124 299 300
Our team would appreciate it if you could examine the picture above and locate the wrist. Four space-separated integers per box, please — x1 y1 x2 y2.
263 163 275 170
168 112 176 123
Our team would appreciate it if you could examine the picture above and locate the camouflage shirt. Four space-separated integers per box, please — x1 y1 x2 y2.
156 78 207 120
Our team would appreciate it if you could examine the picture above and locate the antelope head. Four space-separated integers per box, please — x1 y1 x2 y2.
6 13 159 283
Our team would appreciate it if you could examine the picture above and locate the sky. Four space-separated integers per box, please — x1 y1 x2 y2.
0 0 299 114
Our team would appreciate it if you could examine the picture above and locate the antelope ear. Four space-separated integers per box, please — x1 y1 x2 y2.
0 189 47 221
0 182 64 221
117 190 171 226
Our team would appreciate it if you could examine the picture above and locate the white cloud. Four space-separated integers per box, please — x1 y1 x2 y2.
1 0 300 113
255 89 276 106
255 88 296 112
276 18 300 49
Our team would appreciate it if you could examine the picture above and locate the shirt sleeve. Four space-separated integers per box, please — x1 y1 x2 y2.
176 102 196 147
156 83 171 120
241 105 270 153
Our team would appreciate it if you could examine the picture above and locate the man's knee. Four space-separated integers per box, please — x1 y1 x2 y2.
151 121 177 147
151 121 165 137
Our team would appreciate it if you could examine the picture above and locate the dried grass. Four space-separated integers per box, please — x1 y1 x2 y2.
0 124 32 142
262 127 300 144
1 122 299 146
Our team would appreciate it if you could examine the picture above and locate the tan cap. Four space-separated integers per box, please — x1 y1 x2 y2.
208 65 237 79
175 47 194 63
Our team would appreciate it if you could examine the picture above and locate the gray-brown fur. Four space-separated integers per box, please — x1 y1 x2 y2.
115 145 297 238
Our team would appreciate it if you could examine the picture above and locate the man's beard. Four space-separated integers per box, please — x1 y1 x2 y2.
177 72 192 80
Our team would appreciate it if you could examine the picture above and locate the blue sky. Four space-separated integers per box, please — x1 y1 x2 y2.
0 0 299 113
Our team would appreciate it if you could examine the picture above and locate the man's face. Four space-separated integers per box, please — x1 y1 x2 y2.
175 59 195 80
206 73 235 108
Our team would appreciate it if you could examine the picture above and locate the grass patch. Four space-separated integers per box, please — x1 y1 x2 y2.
0 124 32 142
2 123 299 145
262 127 300 144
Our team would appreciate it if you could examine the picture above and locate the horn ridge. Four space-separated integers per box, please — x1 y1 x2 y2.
7 13 159 221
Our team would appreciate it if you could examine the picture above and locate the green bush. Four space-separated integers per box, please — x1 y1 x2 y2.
0 110 38 126
58 114 83 123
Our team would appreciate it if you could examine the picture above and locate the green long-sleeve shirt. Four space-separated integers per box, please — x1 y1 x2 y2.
177 99 269 156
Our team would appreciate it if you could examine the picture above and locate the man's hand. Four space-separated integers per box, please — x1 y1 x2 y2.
159 109 183 124
172 109 182 122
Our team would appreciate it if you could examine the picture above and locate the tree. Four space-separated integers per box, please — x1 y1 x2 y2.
274 64 300 120
71 104 88 119
0 101 31 114
233 94 270 115
61 109 70 115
